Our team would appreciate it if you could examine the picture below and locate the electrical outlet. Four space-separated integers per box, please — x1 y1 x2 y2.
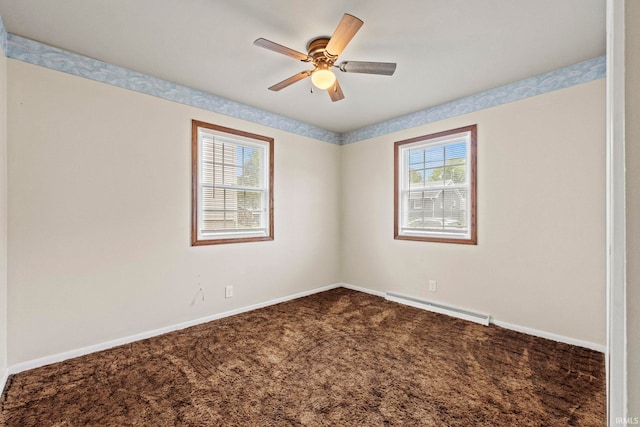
428 280 437 292
225 285 233 299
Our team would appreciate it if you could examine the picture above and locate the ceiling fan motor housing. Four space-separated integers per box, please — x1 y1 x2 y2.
307 37 335 66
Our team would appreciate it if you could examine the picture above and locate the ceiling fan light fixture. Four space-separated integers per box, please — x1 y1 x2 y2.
311 67 336 90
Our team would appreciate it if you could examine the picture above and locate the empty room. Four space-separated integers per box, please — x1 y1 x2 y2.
0 0 637 425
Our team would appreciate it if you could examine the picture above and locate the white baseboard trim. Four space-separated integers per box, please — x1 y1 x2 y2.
339 282 386 298
0 367 9 396
8 283 342 375
491 319 606 353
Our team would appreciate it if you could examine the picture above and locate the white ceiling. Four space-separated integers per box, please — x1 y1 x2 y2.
0 0 605 133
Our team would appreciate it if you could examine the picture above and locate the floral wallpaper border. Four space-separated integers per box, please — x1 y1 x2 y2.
1 19 605 146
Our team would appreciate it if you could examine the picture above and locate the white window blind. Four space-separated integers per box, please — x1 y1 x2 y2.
192 121 273 245
395 125 476 244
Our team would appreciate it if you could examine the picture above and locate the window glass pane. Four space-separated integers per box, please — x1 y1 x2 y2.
237 190 264 228
240 166 260 187
202 188 224 211
406 189 445 231
408 167 425 188
409 149 425 166
405 187 468 233
444 163 466 185
223 143 237 166
202 137 214 163
207 142 264 188
443 188 468 233
425 146 444 169
202 161 213 186
425 167 444 187
444 141 467 184
211 141 237 186
202 188 227 231
201 189 265 231
238 147 263 188
445 141 466 162
212 163 231 186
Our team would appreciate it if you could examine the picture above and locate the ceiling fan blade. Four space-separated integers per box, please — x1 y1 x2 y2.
254 38 312 62
328 79 345 102
325 14 364 58
338 61 397 76
268 71 312 91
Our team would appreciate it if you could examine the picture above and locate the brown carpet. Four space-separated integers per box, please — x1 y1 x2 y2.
1 288 605 426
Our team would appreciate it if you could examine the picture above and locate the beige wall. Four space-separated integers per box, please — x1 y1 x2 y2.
341 80 606 346
626 0 640 417
7 60 341 364
0 43 8 380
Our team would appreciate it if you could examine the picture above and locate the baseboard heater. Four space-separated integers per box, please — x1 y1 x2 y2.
385 292 491 326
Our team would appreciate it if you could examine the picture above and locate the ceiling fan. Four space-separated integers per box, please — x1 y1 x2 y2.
254 13 397 102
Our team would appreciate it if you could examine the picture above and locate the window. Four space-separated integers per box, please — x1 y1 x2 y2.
395 125 477 244
192 120 274 245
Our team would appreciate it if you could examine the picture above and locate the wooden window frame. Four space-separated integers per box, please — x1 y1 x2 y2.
394 124 477 245
191 120 274 246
